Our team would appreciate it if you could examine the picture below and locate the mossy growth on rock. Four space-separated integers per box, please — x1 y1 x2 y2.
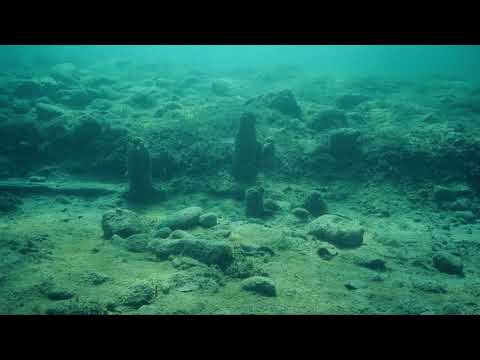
232 112 260 184
245 186 265 218
126 137 162 202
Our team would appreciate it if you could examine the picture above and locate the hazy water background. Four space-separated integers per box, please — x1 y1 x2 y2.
1 45 479 80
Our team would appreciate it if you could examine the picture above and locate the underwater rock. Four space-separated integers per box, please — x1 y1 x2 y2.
35 102 63 121
148 238 234 268
422 112 441 124
50 63 79 84
46 289 76 301
328 128 362 160
45 299 108 315
0 192 22 212
101 208 148 239
154 227 172 239
128 90 157 109
335 94 370 110
229 223 282 253
432 252 464 276
83 271 110 286
121 280 156 309
344 280 368 290
123 233 153 252
291 207 310 219
412 279 447 294
454 210 476 224
302 191 328 217
57 88 96 107
169 229 192 239
354 256 387 271
241 276 277 297
156 206 203 230
264 199 281 213
211 79 232 96
13 79 44 98
126 137 159 202
263 89 302 118
70 114 103 145
0 156 15 178
307 214 364 248
308 109 348 131
317 244 338 260
28 176 47 183
260 137 277 171
198 213 218 228
433 185 471 203
232 112 259 184
245 186 265 218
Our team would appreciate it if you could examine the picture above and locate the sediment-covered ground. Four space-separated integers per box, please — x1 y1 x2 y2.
1 60 480 314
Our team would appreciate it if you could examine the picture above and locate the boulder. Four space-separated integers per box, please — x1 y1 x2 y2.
263 89 302 118
148 238 233 268
35 103 63 121
101 208 148 239
335 94 370 109
433 252 464 275
156 206 203 230
198 213 218 228
121 281 155 308
328 128 362 159
241 276 277 297
291 207 310 219
308 109 347 131
307 214 364 248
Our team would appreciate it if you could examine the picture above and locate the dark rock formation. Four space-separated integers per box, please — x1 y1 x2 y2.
232 112 259 184
126 137 157 202
302 191 328 217
308 109 348 131
101 208 148 239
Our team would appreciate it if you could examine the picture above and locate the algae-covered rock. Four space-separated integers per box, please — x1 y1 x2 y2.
308 109 347 131
121 280 156 308
241 276 277 297
156 206 203 230
433 252 464 275
335 94 370 109
35 102 63 121
263 89 302 118
126 137 158 202
328 128 362 159
148 238 233 268
307 214 364 248
0 192 22 212
245 186 264 218
302 191 328 217
101 208 148 239
198 213 218 228
123 233 153 252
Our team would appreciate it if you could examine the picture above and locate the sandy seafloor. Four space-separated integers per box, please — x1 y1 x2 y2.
1 59 480 314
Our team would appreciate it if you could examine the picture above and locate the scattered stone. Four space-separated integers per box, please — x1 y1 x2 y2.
211 80 232 96
46 288 76 301
307 214 364 248
45 299 107 315
355 257 387 271
149 238 234 268
35 102 63 121
169 229 191 239
291 207 310 219
0 192 22 212
264 199 281 213
454 211 476 224
433 185 471 203
422 112 441 124
317 244 338 260
241 276 277 297
121 281 156 308
245 186 264 218
412 279 447 294
156 206 203 230
433 252 464 275
101 208 148 239
336 94 370 109
84 271 110 286
28 176 47 183
344 280 368 290
199 213 218 228
302 191 328 217
308 109 347 131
